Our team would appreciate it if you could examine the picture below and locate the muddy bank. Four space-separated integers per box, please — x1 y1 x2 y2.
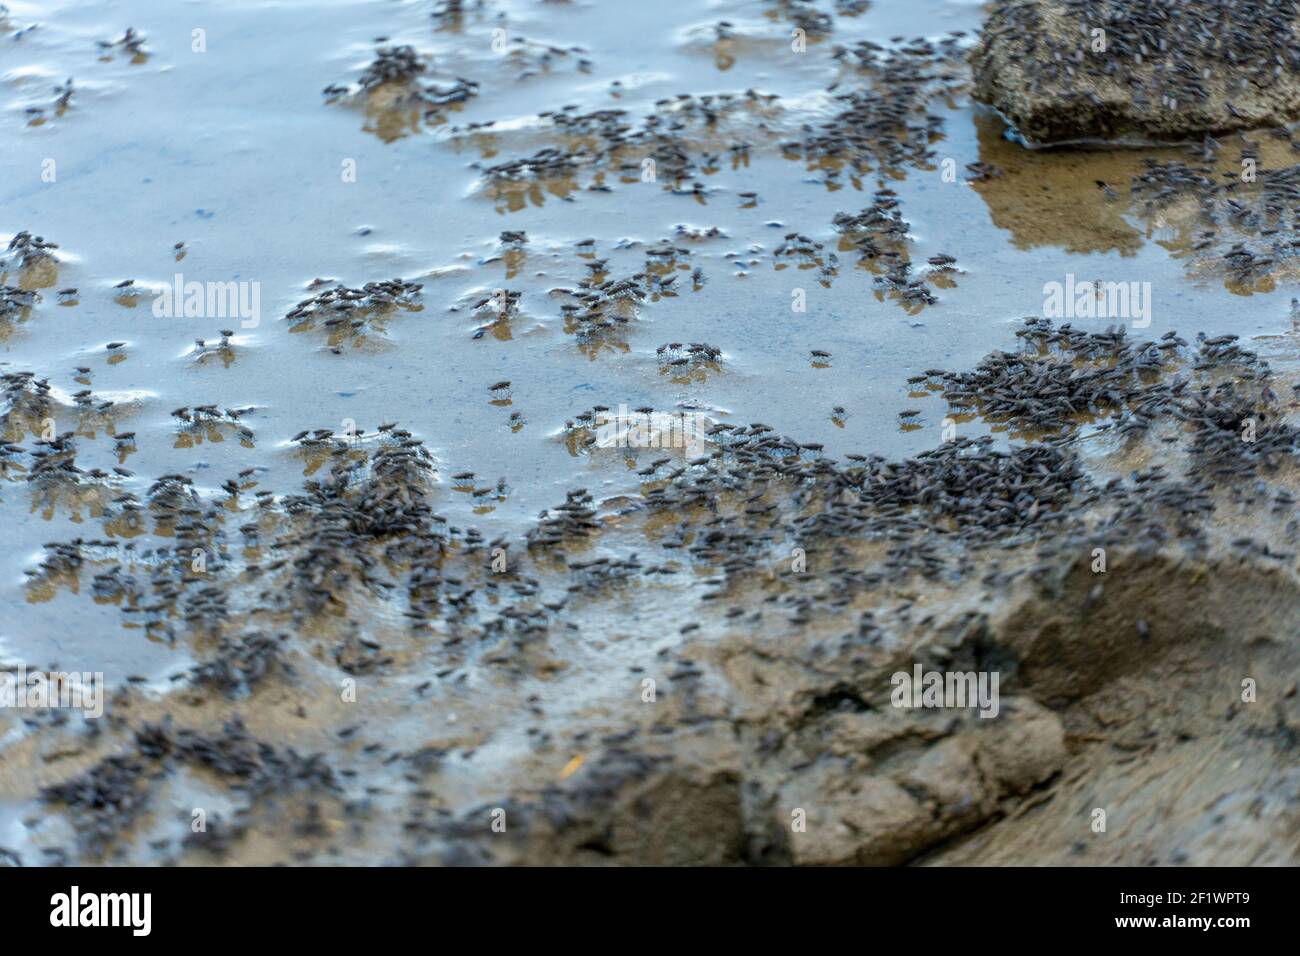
4 320 1297 866
973 0 1300 144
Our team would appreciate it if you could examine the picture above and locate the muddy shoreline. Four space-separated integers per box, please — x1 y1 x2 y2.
4 315 1296 866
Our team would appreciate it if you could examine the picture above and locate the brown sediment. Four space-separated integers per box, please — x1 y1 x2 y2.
3 320 1297 865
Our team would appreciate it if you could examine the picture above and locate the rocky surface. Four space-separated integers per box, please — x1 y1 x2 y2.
972 0 1300 144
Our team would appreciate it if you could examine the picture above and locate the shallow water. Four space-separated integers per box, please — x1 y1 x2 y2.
1 0 1297 864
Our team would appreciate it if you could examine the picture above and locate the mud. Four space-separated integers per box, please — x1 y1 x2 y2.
3 316 1297 866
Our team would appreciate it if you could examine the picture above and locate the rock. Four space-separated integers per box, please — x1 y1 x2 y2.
781 770 933 866
777 704 1067 865
972 699 1066 795
972 0 1300 144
